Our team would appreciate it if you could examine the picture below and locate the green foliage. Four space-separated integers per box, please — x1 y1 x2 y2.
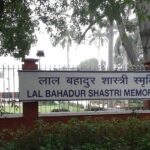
35 0 150 65
0 0 36 59
1 118 150 150
36 0 138 44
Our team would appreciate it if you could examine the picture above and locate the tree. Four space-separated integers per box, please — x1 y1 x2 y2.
88 29 108 66
136 0 150 63
52 29 75 68
108 22 114 70
114 19 143 69
0 0 36 59
33 0 150 67
1 0 149 65
35 0 140 65
114 36 127 69
0 0 4 19
77 58 99 71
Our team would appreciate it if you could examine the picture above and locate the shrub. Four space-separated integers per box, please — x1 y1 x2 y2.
51 108 70 112
1 117 150 150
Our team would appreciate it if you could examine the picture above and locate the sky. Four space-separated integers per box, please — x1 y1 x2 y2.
27 27 109 67
0 28 109 67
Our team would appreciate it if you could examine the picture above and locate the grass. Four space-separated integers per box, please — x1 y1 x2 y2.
39 102 84 113
0 101 84 115
0 100 144 115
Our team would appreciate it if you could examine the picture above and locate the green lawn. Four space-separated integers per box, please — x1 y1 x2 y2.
38 102 84 113
0 102 84 115
0 100 143 115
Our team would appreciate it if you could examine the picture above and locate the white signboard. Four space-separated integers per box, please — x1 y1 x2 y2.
19 71 150 101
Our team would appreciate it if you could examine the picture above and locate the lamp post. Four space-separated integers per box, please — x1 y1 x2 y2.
36 50 44 70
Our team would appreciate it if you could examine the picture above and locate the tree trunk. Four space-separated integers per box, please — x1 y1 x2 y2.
136 1 150 109
116 17 139 65
0 0 4 19
108 22 114 71
136 0 150 63
67 42 70 68
97 37 101 67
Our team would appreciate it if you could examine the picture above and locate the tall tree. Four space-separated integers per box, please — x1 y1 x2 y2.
89 29 108 66
52 29 75 68
136 0 150 63
114 19 143 68
108 22 114 70
0 0 36 59
34 0 150 66
35 0 138 64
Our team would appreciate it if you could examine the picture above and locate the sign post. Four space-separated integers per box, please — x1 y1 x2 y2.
22 58 38 124
144 62 150 109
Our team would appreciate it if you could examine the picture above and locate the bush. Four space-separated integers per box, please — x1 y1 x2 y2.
51 108 70 112
1 118 150 150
